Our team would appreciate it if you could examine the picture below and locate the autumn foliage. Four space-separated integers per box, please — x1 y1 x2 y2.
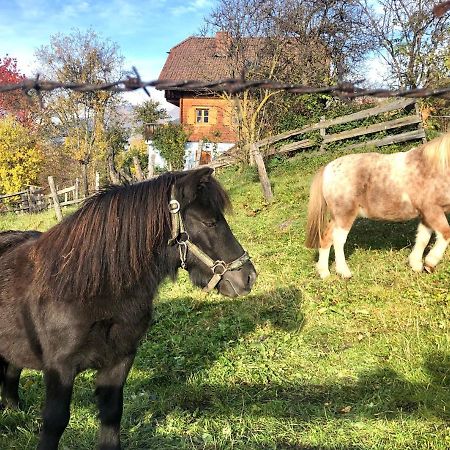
0 116 43 194
0 56 30 125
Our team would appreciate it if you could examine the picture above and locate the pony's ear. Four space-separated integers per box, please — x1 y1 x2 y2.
174 167 214 205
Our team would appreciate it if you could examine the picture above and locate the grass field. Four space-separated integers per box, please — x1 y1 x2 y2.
0 147 449 449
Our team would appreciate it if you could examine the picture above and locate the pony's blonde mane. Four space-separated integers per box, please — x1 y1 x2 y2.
422 132 450 171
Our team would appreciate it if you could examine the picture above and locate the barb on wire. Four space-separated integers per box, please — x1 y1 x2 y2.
434 1 450 17
1 73 450 100
131 66 151 97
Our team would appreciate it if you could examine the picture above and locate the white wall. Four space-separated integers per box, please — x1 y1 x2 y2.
184 142 235 170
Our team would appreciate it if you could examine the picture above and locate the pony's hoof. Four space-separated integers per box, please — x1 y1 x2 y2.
335 264 352 279
318 270 331 279
424 265 435 274
409 258 424 273
316 264 330 279
340 273 352 279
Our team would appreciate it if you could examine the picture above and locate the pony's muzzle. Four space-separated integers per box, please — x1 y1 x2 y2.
218 261 257 297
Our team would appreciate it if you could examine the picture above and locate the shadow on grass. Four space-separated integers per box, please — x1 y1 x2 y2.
123 288 448 447
347 218 419 252
2 287 448 449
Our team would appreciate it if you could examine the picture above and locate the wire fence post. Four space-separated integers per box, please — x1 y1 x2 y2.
252 144 273 202
48 176 63 222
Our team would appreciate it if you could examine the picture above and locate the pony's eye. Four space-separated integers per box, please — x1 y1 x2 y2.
203 220 217 228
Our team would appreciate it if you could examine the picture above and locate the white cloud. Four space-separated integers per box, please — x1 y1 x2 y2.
170 0 211 16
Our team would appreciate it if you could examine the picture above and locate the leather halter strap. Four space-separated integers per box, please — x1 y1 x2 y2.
168 186 251 292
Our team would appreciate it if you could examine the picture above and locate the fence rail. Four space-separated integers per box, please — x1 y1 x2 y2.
211 98 425 170
46 179 81 208
0 186 47 214
209 98 427 201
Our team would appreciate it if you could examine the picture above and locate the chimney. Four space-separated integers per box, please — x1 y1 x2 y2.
215 31 230 57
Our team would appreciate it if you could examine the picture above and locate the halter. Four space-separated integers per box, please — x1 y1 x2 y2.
168 186 251 292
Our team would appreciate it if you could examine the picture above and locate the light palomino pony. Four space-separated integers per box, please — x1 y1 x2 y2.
306 133 450 278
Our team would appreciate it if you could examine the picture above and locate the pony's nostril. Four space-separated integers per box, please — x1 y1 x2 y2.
247 271 257 288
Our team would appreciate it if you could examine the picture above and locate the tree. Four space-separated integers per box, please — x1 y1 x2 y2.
0 116 43 194
105 122 131 184
152 124 189 170
133 100 169 139
0 56 31 125
360 0 450 88
35 29 124 194
115 138 148 182
203 0 374 161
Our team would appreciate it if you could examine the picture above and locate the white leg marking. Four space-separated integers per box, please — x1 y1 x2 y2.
425 231 450 268
316 247 331 279
408 223 432 272
333 227 352 278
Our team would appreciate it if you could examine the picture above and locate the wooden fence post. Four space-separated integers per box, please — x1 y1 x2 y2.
415 103 427 144
252 144 273 202
48 176 63 222
74 178 80 201
319 115 327 151
95 172 100 191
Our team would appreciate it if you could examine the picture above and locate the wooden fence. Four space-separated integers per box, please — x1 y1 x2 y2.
210 98 426 201
0 186 47 214
212 98 425 169
46 178 82 208
0 178 85 219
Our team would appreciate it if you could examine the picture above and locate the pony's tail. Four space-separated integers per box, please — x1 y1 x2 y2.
305 167 328 248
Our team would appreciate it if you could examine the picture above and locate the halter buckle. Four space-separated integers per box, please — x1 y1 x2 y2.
169 199 180 214
212 261 227 276
176 231 189 243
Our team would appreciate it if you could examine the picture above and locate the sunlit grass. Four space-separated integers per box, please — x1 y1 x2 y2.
0 147 449 449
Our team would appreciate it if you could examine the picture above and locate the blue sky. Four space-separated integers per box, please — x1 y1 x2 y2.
1 0 214 109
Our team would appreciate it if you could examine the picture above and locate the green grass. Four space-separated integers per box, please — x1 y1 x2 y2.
1 147 449 449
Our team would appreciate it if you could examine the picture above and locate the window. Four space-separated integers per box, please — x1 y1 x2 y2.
196 108 209 123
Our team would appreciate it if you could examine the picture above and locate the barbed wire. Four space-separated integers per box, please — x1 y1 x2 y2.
1 69 450 101
434 1 450 17
1 0 450 101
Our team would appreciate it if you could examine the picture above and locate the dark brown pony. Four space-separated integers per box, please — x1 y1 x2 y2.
0 168 257 450
0 230 42 409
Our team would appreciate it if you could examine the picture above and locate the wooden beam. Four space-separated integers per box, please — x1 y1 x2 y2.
344 129 426 150
255 98 416 148
253 145 273 202
274 115 422 155
48 176 63 222
0 190 27 200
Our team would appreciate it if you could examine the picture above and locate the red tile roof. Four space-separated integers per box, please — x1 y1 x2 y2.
158 34 235 81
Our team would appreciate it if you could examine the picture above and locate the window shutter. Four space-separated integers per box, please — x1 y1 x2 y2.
187 107 195 125
209 107 217 125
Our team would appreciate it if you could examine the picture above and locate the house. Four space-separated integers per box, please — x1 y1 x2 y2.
158 32 237 168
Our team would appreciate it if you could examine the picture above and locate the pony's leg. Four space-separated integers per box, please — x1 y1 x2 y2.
408 222 432 272
316 221 334 279
333 226 352 278
2 364 22 409
38 366 75 450
422 208 450 271
95 354 135 450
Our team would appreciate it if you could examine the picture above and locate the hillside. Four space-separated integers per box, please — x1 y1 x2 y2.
0 147 449 450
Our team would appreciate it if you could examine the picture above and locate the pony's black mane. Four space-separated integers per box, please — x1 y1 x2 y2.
33 171 230 301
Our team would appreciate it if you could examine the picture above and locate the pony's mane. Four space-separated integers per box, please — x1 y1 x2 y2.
422 132 450 171
33 171 230 301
